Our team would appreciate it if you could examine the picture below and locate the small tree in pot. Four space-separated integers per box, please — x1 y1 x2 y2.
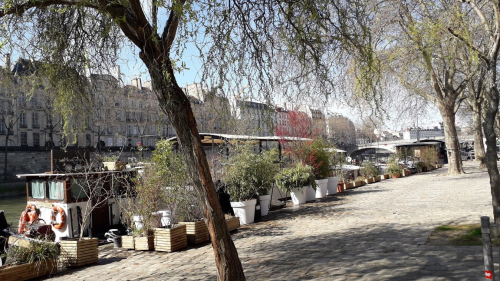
361 162 379 183
224 144 279 223
275 162 317 205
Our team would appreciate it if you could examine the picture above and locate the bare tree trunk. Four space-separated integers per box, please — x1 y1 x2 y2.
440 109 463 175
142 56 245 280
482 67 500 223
472 100 486 168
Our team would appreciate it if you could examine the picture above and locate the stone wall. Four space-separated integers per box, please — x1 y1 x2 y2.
0 151 52 181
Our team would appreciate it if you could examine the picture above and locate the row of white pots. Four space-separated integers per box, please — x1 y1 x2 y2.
291 177 338 204
229 177 339 226
229 194 272 225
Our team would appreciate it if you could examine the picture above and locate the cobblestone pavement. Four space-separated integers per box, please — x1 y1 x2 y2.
46 162 492 280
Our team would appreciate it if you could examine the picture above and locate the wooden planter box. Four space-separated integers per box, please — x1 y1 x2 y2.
345 182 354 189
354 180 362 187
179 221 209 245
121 236 135 250
226 217 241 232
383 174 390 179
0 259 56 280
374 175 381 182
365 178 374 184
154 225 187 252
135 235 154 251
60 238 98 267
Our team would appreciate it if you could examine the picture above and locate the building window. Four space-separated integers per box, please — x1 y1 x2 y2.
107 126 113 134
32 112 39 128
20 132 27 146
86 134 91 146
19 112 26 128
33 133 39 147
19 95 26 107
0 121 5 135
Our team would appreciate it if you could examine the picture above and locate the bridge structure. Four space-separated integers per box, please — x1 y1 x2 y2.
354 137 446 154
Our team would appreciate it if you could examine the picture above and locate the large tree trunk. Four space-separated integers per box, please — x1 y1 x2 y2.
440 108 463 175
472 100 486 168
482 67 500 223
142 55 245 280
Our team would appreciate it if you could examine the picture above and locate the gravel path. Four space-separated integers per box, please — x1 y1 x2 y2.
46 161 493 280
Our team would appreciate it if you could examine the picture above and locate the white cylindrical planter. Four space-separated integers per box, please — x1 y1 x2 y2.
327 177 338 195
315 179 328 198
259 195 271 216
305 185 316 201
290 187 306 205
230 199 257 225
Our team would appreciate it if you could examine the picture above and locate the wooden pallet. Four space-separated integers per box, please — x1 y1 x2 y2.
0 259 56 281
154 225 187 252
121 236 135 250
179 221 209 245
226 217 240 232
60 238 98 267
135 235 154 251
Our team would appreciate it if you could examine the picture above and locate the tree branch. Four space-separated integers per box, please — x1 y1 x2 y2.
447 27 490 65
162 0 185 52
0 0 100 18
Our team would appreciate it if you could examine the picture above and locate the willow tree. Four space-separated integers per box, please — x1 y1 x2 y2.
0 0 375 279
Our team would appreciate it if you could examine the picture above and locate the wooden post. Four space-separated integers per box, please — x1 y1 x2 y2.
481 216 494 280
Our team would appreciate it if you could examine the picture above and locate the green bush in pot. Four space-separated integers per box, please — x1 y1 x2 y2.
224 144 279 201
275 162 317 193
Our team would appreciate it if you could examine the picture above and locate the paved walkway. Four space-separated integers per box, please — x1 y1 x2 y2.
47 161 492 280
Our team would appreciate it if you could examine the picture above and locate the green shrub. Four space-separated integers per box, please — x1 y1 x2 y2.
1 239 60 266
224 144 279 201
275 162 317 193
360 161 379 178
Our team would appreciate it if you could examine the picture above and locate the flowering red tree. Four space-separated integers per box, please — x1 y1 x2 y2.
275 110 330 178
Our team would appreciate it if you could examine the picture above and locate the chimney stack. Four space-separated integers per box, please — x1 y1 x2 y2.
132 78 142 89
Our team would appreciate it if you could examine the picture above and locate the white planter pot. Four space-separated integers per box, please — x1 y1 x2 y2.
327 177 338 195
259 195 271 216
305 185 316 201
315 179 328 198
230 199 257 225
290 187 306 205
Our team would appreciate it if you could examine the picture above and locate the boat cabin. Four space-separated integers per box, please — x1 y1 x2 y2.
16 170 137 241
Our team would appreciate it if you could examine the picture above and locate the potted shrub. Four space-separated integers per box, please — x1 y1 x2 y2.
121 140 189 252
294 138 331 199
361 162 379 184
275 162 316 205
253 149 279 216
225 145 279 224
178 187 209 245
0 238 59 280
387 156 402 178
